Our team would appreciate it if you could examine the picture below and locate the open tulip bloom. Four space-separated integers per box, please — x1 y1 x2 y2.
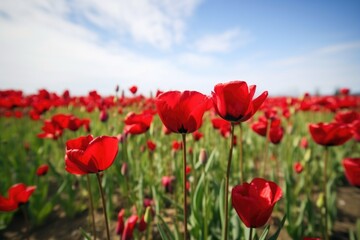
0 183 36 212
65 135 119 174
342 158 360 187
156 90 210 240
232 178 282 240
155 90 210 134
65 134 119 240
212 81 268 123
211 81 268 240
308 122 352 147
309 122 352 240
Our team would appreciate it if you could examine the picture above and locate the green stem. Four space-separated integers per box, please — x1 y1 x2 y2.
21 205 30 240
86 174 97 240
249 227 253 240
96 173 110 240
223 123 235 240
181 133 188 240
239 123 244 183
203 166 208 240
323 147 329 240
262 119 272 177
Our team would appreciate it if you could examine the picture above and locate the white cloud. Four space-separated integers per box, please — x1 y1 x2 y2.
194 28 250 53
176 53 216 68
0 0 203 49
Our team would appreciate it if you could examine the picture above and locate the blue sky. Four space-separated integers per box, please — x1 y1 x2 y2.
0 0 359 96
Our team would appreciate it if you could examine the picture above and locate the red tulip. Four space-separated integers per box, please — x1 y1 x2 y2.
172 140 182 151
37 120 63 140
309 122 352 147
299 137 309 149
339 88 350 95
162 176 176 193
0 183 36 212
335 111 359 125
251 117 284 144
36 164 49 176
138 215 147 232
124 111 153 135
65 135 119 175
212 81 268 122
231 178 282 228
122 215 138 240
146 140 156 152
155 91 210 134
116 209 125 235
352 120 360 142
99 109 109 122
129 86 138 95
294 162 304 174
192 131 204 141
342 158 360 187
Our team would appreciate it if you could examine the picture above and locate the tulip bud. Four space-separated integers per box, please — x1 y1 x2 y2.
121 163 128 176
99 110 109 122
199 148 208 164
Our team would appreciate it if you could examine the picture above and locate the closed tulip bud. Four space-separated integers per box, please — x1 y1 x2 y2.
99 110 109 122
199 148 208 164
121 163 128 176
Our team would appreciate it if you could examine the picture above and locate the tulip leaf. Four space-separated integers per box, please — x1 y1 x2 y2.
258 224 270 240
157 215 175 240
219 179 225 229
79 227 92 240
205 148 217 173
268 214 287 240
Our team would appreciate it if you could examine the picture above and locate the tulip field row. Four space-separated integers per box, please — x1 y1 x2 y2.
0 82 359 240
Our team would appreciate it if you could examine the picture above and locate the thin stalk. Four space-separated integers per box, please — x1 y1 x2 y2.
181 133 188 240
239 123 244 183
223 123 235 240
96 173 110 240
86 174 97 240
249 227 253 240
203 166 209 240
262 119 272 177
21 205 30 240
323 147 329 240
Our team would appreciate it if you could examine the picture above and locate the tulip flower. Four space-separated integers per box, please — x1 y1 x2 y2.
116 209 125 235
65 135 119 175
146 140 156 152
122 215 138 240
212 81 268 123
162 176 176 194
36 164 49 176
99 109 109 122
156 90 210 239
342 158 360 187
251 116 284 144
124 111 153 135
309 122 352 240
232 178 282 230
299 137 309 149
65 135 118 240
156 91 210 134
294 162 304 174
309 122 352 147
0 183 36 212
212 81 268 240
129 85 138 95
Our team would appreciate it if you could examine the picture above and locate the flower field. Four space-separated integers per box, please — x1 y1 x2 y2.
0 82 359 240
